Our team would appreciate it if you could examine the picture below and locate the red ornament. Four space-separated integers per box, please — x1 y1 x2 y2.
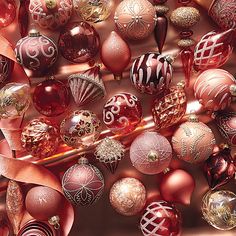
33 77 70 117
140 200 182 236
194 69 236 112
0 0 16 28
58 21 100 63
18 0 30 37
103 93 142 135
130 53 173 95
204 145 236 189
194 29 234 71
0 55 14 83
62 158 104 206
160 169 195 205
101 31 131 80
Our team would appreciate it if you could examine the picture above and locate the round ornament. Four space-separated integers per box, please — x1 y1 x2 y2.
114 0 157 40
15 29 58 72
33 77 70 117
60 110 101 148
130 131 172 175
109 177 146 216
103 93 142 135
62 157 104 206
194 69 236 112
29 0 73 29
0 54 14 83
202 190 236 230
21 118 60 158
140 200 182 236
0 0 16 28
130 53 173 95
58 21 100 63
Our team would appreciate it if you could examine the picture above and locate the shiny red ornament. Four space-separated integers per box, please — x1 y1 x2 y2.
33 78 70 117
101 31 131 80
58 21 100 63
103 93 142 135
0 0 16 28
140 200 182 236
160 169 195 205
18 0 30 37
194 29 234 71
204 146 236 189
0 55 14 83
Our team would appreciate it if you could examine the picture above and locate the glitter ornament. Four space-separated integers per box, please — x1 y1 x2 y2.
0 0 16 28
130 131 172 175
140 200 181 236
95 137 125 173
130 53 173 95
60 110 101 148
29 0 73 30
103 93 142 135
202 190 236 230
21 118 60 158
0 55 14 83
109 177 146 216
114 0 157 40
62 157 104 206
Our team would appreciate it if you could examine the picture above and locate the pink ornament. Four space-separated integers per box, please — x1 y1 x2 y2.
0 55 14 83
194 69 236 111
0 0 16 28
130 131 172 175
103 93 142 135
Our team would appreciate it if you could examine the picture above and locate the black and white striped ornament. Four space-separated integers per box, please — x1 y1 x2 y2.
130 53 173 95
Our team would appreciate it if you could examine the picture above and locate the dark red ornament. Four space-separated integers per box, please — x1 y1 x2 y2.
0 0 16 28
58 21 100 63
153 0 167 3
18 0 30 37
33 78 70 117
0 55 14 83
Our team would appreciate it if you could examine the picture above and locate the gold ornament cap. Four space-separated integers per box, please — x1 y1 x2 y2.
78 157 89 165
29 29 40 37
230 84 236 96
188 114 199 122
148 150 159 162
48 215 60 230
45 0 57 9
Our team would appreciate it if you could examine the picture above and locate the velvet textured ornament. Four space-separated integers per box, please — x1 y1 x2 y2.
0 0 16 28
0 55 14 83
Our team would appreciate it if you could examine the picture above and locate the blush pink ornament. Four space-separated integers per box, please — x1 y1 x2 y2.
194 69 236 112
129 131 172 175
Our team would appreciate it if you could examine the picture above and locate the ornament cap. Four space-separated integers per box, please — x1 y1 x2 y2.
28 29 40 37
78 157 89 165
188 114 199 122
176 80 185 89
230 84 236 96
165 55 174 64
45 0 57 9
219 143 230 151
48 215 60 230
148 150 159 162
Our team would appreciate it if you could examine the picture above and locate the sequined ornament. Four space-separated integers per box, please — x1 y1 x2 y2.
109 177 146 216
152 82 187 130
194 29 234 71
60 110 101 148
130 53 173 95
15 29 58 72
29 0 73 30
68 66 106 106
140 200 182 236
95 137 125 173
172 115 216 163
130 131 172 175
0 0 16 28
0 54 14 83
194 69 236 112
62 157 104 206
73 0 113 23
201 190 236 230
21 118 60 158
103 93 142 135
114 0 157 40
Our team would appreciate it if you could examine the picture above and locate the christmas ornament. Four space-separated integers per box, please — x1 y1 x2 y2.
194 69 236 112
18 0 30 37
33 77 70 117
21 118 60 158
202 190 236 230
152 82 187 130
29 0 73 30
172 115 216 163
68 66 106 106
114 0 157 40
101 31 131 80
15 29 58 72
109 177 146 216
130 131 172 175
95 137 125 174
73 0 113 23
62 157 104 206
0 0 16 28
103 93 142 135
160 169 195 205
140 200 181 236
60 110 101 148
214 111 236 146
204 145 235 189
58 21 100 63
130 53 173 95
0 54 14 83
194 29 234 71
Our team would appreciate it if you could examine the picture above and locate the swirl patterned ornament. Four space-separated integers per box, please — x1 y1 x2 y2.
0 55 14 83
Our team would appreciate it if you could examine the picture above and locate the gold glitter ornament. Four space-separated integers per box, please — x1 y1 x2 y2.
155 5 170 15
